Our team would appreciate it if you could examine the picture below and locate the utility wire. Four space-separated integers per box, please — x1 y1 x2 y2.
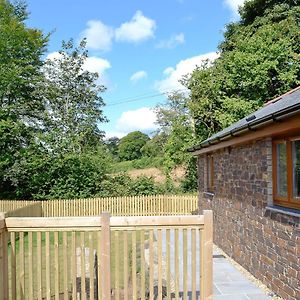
105 88 186 107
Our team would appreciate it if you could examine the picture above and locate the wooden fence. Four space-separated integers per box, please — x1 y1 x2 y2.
1 195 199 217
0 211 213 300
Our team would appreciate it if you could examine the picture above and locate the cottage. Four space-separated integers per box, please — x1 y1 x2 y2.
188 87 300 300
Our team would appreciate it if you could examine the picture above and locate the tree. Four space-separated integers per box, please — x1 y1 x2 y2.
118 131 150 161
155 91 195 169
104 137 120 158
0 0 48 197
38 39 107 154
187 0 300 141
141 133 167 158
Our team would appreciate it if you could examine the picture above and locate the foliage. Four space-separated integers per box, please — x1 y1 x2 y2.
38 39 107 154
0 0 48 198
118 131 150 161
187 0 300 141
104 137 120 158
140 133 167 158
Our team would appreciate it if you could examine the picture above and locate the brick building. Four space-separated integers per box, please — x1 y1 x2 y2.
188 87 300 300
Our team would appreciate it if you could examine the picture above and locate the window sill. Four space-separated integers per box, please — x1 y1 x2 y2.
266 205 300 218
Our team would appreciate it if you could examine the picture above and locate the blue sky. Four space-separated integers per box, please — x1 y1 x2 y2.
26 0 245 138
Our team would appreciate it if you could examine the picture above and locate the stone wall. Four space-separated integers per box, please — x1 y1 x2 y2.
197 138 300 300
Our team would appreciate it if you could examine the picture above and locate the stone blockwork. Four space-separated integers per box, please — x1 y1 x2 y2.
197 138 300 300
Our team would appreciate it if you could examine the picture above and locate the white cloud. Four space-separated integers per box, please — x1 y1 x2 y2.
116 107 158 133
46 52 111 76
155 33 185 49
115 11 156 43
224 0 246 16
155 52 219 93
130 71 148 84
80 20 114 51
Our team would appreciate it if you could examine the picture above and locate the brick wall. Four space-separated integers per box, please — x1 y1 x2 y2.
197 138 300 300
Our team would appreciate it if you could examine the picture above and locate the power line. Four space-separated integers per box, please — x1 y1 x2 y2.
105 88 186 107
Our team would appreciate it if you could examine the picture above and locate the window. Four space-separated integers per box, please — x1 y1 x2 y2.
273 136 300 210
206 155 214 192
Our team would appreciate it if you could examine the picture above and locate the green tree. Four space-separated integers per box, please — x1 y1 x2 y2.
0 0 48 197
141 133 167 158
187 0 300 141
38 39 107 154
118 131 150 161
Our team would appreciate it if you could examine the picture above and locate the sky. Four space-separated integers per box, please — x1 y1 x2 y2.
25 0 245 138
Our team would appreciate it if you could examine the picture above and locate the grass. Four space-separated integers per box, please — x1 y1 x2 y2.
8 230 146 298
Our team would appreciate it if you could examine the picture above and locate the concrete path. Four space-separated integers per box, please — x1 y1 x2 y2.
157 230 272 300
213 249 272 300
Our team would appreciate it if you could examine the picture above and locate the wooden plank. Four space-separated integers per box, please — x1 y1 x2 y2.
10 232 16 300
132 230 137 300
203 210 213 300
2 229 9 300
37 232 42 300
166 229 171 300
183 229 188 299
46 232 51 300
72 232 76 300
191 229 196 300
175 229 179 300
157 229 163 300
123 231 128 300
114 231 120 300
63 232 68 300
54 232 59 300
19 231 25 300
89 232 95 300
81 232 86 300
140 230 145 300
149 230 154 300
97 230 101 300
101 213 111 300
28 232 33 300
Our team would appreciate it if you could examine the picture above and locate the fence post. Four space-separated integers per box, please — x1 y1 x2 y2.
203 210 213 300
0 213 8 300
101 212 111 299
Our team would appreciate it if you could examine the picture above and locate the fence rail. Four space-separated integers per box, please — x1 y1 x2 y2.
1 195 199 217
0 211 213 300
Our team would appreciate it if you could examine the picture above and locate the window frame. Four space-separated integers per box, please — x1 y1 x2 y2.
272 136 300 210
206 154 214 193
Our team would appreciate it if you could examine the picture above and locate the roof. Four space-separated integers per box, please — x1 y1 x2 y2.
188 86 300 152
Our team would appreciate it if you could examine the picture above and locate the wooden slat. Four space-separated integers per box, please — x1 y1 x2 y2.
10 232 16 300
149 230 154 300
46 232 51 300
140 230 145 300
203 210 213 300
97 230 101 300
37 232 42 300
166 229 171 300
63 232 68 300
81 232 86 300
157 229 163 300
132 230 137 300
28 232 33 300
123 231 128 300
101 213 111 300
89 232 95 300
54 232 59 300
183 229 188 299
191 229 197 300
114 231 120 300
72 232 76 300
175 229 179 300
19 231 25 300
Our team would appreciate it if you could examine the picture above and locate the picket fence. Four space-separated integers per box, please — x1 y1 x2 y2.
0 195 198 217
0 211 213 300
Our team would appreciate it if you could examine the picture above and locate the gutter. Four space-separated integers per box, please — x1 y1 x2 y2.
187 102 300 153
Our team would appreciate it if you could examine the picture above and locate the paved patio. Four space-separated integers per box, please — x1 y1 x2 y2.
213 249 273 300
